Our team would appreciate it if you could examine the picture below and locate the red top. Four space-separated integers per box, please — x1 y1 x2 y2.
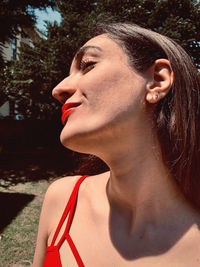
43 175 89 267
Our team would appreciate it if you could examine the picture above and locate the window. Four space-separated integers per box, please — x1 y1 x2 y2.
11 38 17 60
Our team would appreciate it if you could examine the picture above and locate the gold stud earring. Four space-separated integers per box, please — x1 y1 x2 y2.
154 92 159 100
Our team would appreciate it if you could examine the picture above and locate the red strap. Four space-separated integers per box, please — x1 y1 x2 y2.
66 233 85 267
51 175 88 246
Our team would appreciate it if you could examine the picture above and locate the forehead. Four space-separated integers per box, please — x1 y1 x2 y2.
75 34 127 60
84 34 118 49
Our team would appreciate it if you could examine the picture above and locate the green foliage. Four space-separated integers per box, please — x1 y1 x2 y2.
0 43 60 119
0 0 55 43
0 0 199 119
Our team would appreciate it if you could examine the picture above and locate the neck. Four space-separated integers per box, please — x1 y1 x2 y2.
99 128 191 233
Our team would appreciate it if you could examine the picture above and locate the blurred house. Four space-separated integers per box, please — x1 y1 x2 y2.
0 27 45 119
0 101 10 119
2 26 45 61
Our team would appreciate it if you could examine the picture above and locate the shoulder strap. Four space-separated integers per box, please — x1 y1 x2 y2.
50 175 88 246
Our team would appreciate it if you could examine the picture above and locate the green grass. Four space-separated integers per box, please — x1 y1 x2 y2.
0 179 53 267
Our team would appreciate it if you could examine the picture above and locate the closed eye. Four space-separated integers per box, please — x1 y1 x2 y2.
80 60 96 72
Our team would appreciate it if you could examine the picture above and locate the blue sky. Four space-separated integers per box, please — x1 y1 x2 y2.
34 7 62 33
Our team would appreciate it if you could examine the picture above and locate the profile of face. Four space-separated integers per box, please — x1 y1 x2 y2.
52 34 154 154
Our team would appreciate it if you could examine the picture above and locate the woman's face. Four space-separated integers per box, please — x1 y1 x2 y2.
52 34 149 153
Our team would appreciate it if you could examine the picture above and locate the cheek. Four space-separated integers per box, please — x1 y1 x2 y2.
60 69 147 150
81 67 146 115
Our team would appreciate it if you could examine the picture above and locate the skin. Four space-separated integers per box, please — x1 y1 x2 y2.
33 35 200 267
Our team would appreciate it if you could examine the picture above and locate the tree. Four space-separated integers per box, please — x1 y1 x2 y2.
0 0 55 43
1 0 199 119
95 0 200 67
0 0 56 67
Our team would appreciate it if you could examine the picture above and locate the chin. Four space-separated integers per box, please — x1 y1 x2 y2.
60 126 96 154
59 115 121 154
60 121 110 155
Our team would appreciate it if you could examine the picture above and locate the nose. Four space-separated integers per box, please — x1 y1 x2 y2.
52 76 77 104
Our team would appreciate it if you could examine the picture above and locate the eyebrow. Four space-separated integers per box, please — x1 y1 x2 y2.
74 45 102 61
69 45 102 75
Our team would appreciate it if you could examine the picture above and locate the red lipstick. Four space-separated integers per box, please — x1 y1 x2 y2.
61 102 81 124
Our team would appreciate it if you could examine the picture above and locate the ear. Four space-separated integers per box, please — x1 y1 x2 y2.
146 59 174 104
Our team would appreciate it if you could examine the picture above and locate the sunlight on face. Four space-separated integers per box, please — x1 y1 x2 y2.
52 35 149 154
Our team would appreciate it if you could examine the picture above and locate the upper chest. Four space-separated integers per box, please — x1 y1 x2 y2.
47 175 200 267
51 200 200 267
58 229 200 267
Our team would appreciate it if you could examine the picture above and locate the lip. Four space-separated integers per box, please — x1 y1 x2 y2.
61 102 81 124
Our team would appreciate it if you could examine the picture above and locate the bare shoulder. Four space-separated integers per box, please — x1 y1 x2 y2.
76 171 110 215
44 172 109 226
45 175 82 196
43 175 82 208
33 176 83 266
45 171 110 209
78 171 109 194
43 172 107 210
45 171 109 198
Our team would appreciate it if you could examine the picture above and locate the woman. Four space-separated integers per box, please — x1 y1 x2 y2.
33 23 200 266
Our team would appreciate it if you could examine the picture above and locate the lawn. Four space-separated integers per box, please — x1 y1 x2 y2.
0 178 53 267
0 151 106 267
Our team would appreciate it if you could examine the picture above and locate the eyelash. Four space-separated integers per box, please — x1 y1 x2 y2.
79 59 96 72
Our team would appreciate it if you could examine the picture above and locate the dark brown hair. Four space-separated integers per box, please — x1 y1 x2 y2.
93 22 200 208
